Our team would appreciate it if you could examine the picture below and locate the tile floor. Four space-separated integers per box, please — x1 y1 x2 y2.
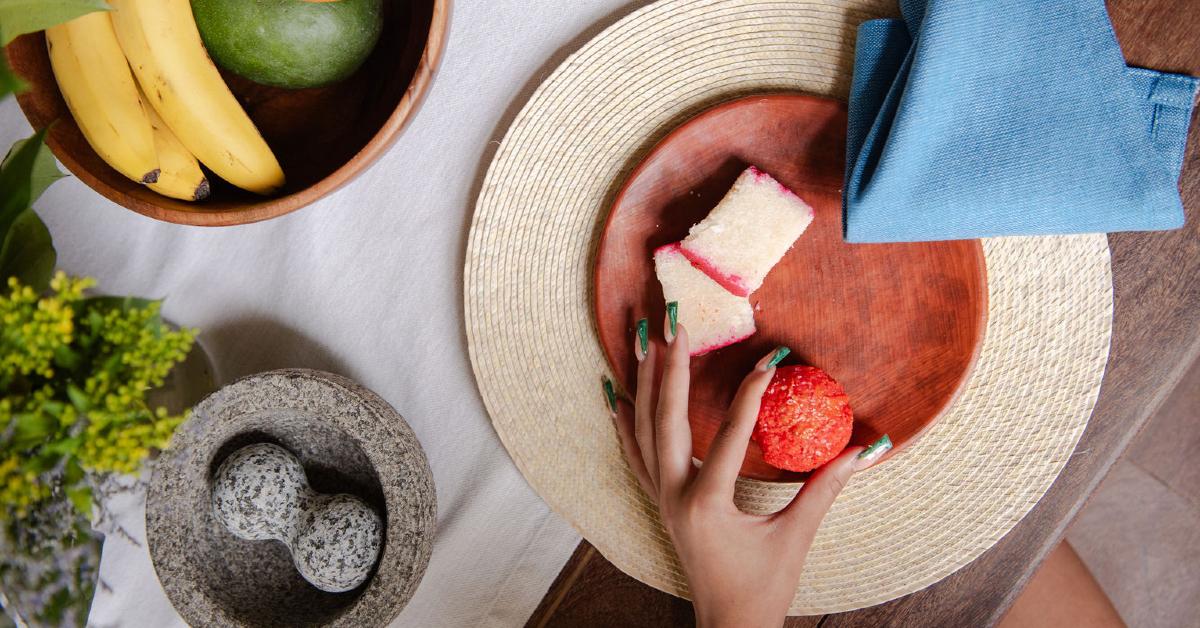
1066 356 1200 628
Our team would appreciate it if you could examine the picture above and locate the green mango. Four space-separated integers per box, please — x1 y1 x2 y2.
190 0 383 89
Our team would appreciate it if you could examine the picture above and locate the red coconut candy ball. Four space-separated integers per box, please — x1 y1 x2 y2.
752 365 854 472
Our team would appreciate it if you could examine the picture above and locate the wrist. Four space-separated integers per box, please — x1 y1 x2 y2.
693 599 785 628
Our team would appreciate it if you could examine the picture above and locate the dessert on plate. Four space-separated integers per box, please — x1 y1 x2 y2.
653 243 756 356
653 165 812 356
753 365 854 472
679 165 814 297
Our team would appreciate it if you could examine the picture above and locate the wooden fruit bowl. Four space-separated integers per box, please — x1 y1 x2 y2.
5 0 449 226
595 94 988 482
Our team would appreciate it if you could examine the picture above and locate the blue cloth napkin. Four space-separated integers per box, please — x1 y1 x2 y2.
843 0 1199 243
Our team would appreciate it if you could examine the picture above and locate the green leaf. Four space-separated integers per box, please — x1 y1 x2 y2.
20 450 59 473
0 52 27 99
1 128 66 212
41 435 81 456
12 411 56 448
0 136 60 285
0 128 62 236
0 0 110 45
86 307 104 336
66 484 93 519
53 344 81 371
39 399 66 418
0 209 56 291
62 458 83 484
65 383 89 411
101 351 122 375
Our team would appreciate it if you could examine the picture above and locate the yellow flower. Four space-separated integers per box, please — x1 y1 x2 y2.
2 274 195 523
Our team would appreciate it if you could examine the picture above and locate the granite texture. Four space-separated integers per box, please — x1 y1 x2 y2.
212 443 383 593
146 369 437 627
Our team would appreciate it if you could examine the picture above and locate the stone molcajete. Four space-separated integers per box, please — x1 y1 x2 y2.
146 369 436 627
212 443 383 593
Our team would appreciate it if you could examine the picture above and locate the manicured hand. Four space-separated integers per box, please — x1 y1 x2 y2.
606 311 888 628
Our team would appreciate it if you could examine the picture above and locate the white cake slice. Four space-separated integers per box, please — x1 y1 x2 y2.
654 243 756 356
680 166 814 297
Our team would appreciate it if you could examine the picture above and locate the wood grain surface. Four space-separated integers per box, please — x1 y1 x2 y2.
594 94 986 481
4 0 450 226
533 0 1200 625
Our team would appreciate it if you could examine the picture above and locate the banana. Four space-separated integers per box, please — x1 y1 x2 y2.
109 0 284 195
141 85 210 201
46 12 159 185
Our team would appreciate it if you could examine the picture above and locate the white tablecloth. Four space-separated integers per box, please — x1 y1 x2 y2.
0 2 652 624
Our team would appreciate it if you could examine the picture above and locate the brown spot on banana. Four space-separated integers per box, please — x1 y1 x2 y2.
194 178 212 201
225 149 248 171
141 169 160 184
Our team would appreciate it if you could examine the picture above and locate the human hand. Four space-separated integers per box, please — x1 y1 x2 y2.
606 313 890 628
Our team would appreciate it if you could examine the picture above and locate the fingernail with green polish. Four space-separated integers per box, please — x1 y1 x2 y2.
602 376 618 414
857 434 893 462
636 318 649 355
666 302 678 338
767 346 791 368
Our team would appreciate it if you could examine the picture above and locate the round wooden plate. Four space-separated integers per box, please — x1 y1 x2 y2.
594 94 988 482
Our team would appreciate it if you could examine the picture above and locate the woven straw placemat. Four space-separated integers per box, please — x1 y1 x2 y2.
465 0 1113 614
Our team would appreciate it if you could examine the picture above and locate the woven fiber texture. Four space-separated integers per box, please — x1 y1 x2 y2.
465 0 1114 614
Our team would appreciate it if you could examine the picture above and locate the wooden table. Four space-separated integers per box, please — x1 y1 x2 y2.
527 1 1200 625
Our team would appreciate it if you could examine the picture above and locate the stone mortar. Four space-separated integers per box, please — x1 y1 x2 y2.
146 369 437 627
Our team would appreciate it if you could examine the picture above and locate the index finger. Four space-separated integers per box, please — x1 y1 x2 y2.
773 435 891 541
693 347 786 498
655 314 693 495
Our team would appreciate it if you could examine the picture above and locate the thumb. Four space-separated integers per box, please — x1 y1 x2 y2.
773 445 865 540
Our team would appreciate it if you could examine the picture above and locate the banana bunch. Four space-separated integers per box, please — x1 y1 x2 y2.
45 0 285 201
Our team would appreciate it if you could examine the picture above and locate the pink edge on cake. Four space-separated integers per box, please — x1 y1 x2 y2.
653 243 756 357
692 328 757 357
680 165 814 297
745 165 804 200
678 247 752 297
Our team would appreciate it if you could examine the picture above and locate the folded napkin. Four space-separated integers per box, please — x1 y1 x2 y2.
844 0 1199 243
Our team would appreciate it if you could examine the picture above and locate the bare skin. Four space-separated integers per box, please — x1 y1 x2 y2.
611 316 876 628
